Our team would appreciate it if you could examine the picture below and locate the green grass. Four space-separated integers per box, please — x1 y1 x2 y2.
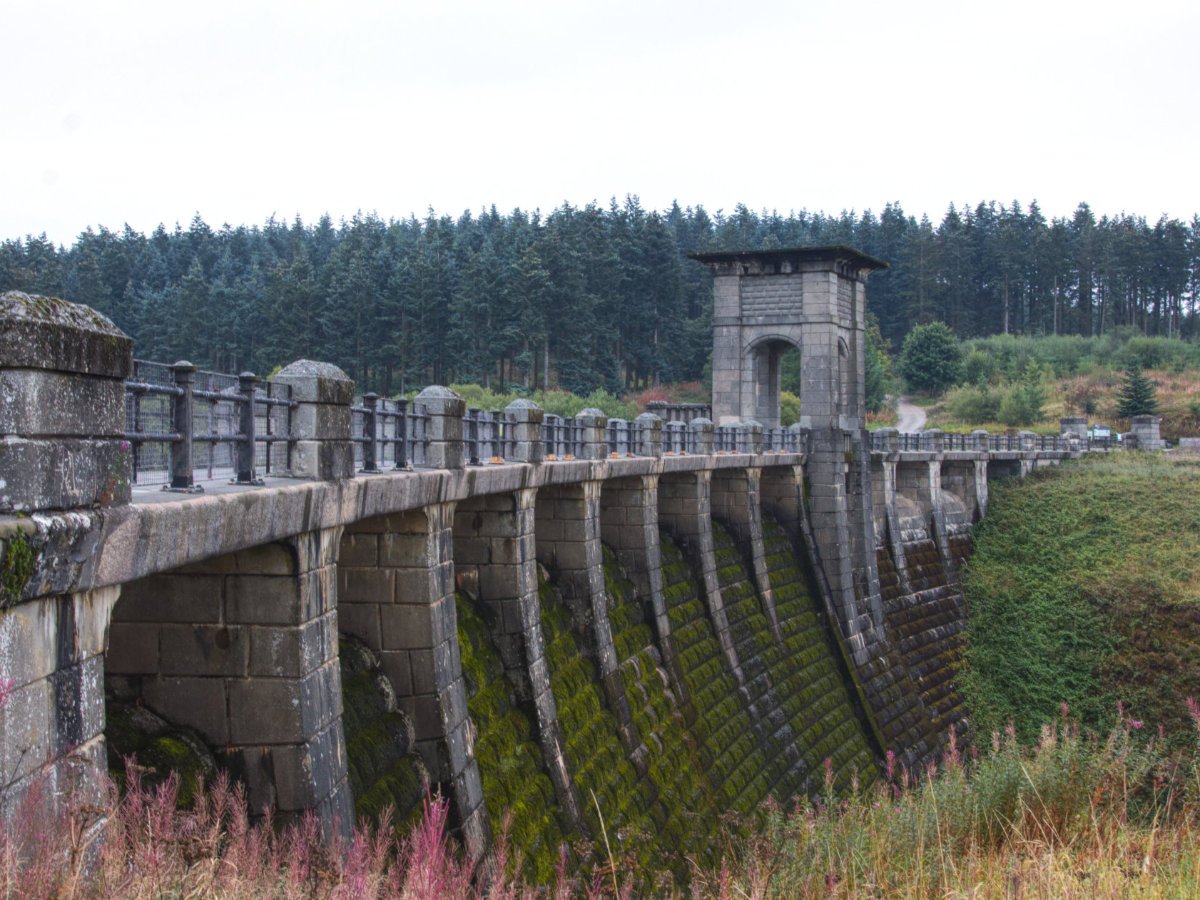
962 454 1200 744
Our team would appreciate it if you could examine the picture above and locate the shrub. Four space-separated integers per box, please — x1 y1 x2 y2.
780 391 801 426
943 385 1000 425
961 349 995 387
900 322 962 396
995 364 1047 427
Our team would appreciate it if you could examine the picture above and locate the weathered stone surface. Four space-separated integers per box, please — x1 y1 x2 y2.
0 292 132 378
0 370 126 437
273 360 354 405
0 437 131 513
289 439 354 481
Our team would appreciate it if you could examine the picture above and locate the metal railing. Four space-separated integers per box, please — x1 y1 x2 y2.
126 366 1113 493
461 408 515 466
663 421 689 454
352 395 431 471
124 360 296 489
605 419 638 457
543 414 582 460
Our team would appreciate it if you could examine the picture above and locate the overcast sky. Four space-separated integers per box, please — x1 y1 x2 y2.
5 0 1197 246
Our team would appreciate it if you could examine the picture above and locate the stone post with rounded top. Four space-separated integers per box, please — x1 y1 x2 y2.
273 360 354 480
503 398 544 464
634 412 663 457
0 291 133 513
417 385 466 470
574 408 609 460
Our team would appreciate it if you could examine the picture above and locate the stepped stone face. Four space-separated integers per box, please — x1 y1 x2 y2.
0 291 133 513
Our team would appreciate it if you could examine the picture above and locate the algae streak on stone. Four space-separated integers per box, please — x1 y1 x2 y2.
538 576 659 877
603 547 722 877
456 593 566 883
339 637 429 834
657 530 775 814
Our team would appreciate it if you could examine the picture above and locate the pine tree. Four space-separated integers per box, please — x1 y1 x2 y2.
1116 364 1159 418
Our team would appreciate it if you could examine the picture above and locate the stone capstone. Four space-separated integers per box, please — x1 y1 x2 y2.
0 292 132 378
274 360 354 405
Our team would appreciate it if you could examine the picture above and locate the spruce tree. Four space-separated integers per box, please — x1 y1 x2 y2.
1116 363 1159 418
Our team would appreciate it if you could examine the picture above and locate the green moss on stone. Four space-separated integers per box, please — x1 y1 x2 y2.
456 594 565 884
759 515 878 793
0 532 35 607
338 637 430 833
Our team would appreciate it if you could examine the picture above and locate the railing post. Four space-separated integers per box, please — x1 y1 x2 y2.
395 398 409 469
361 392 379 472
737 419 763 454
574 408 609 460
416 386 466 470
787 422 807 455
972 429 989 452
170 360 197 490
273 360 355 480
634 412 662 458
504 399 544 464
489 408 503 460
875 427 899 453
466 408 481 466
236 371 261 484
688 417 714 455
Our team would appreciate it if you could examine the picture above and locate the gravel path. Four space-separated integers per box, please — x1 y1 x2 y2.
896 398 927 432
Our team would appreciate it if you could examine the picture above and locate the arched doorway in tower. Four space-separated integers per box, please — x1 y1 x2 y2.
746 336 806 428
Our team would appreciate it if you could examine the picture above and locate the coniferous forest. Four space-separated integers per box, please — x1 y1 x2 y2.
2 199 1198 394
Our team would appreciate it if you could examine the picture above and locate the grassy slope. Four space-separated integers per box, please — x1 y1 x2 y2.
962 454 1200 743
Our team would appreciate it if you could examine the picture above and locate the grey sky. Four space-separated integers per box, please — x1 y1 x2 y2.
5 0 1197 246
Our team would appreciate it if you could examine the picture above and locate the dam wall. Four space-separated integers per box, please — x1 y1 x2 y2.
0 283 1084 872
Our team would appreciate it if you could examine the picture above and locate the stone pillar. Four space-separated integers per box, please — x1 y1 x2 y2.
574 408 609 461
417 386 467 470
598 474 687 704
0 571 118 829
710 467 779 639
972 429 990 452
656 471 742 678
710 272 743 426
107 529 352 840
0 291 133 829
688 417 714 455
1131 415 1163 450
504 399 544 465
0 291 133 513
1060 416 1087 438
634 413 662 458
274 360 354 481
337 506 486 858
874 427 900 453
535 484 644 768
452 490 583 830
738 420 764 455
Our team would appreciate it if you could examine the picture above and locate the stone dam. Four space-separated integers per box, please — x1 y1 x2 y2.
0 247 1098 875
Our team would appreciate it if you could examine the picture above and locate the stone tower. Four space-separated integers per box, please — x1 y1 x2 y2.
692 246 886 430
692 245 889 661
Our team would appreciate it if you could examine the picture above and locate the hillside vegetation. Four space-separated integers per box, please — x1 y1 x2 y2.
4 200 1198 397
911 332 1200 438
962 454 1200 743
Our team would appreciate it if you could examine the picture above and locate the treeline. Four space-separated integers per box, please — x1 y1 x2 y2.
2 199 1198 393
